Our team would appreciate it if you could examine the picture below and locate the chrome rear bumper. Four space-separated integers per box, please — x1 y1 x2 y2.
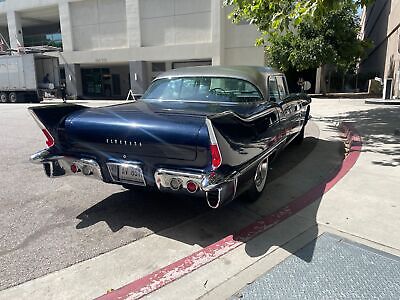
30 150 237 209
30 149 103 181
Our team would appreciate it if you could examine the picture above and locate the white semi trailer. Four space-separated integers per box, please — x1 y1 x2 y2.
0 54 60 103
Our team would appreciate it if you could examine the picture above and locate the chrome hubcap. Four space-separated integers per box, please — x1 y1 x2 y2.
10 94 16 103
254 158 268 192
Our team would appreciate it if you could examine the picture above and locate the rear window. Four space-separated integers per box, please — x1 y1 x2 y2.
142 77 262 103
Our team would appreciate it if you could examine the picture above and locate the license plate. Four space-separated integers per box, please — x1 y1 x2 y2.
119 164 146 186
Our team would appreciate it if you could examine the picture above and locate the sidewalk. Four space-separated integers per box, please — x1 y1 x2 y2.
200 99 400 299
148 99 400 299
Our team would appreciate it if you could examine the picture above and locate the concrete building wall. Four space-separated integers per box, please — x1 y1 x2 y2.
383 1 400 98
223 7 264 66
140 0 211 47
70 0 127 51
0 0 264 98
360 0 400 98
359 1 391 77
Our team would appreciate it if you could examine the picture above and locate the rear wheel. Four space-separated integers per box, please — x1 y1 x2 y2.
243 157 269 203
9 92 17 103
0 92 8 103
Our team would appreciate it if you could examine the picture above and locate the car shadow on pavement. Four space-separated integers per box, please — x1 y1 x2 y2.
76 125 346 264
316 106 400 167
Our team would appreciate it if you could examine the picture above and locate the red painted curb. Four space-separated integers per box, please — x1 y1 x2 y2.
97 122 362 300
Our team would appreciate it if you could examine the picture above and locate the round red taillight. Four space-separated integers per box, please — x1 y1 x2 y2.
71 164 78 173
186 181 198 193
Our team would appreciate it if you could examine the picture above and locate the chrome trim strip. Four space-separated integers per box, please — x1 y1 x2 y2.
285 130 302 145
30 149 63 164
28 109 55 148
142 99 266 105
209 106 278 123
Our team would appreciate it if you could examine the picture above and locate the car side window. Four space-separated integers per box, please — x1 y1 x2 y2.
268 76 280 102
276 76 288 99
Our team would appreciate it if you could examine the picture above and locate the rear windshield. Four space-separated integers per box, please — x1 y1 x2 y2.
142 77 263 103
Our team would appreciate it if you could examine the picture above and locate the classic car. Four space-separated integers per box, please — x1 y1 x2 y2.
29 66 311 209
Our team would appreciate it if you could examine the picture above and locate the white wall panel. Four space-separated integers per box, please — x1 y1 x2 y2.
98 0 126 23
174 12 211 44
99 21 128 48
140 0 174 19
141 17 175 47
72 24 99 50
71 0 127 51
224 47 264 66
140 0 211 47
174 0 211 15
70 0 98 26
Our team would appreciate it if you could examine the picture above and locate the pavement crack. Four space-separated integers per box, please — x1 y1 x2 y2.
0 221 72 256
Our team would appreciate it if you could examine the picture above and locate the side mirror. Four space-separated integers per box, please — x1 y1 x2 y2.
303 81 312 92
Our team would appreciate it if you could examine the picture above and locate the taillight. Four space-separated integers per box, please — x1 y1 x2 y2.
210 144 221 170
42 129 55 147
186 180 198 193
206 119 222 170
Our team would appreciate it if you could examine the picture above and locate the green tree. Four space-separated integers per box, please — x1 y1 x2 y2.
265 2 370 73
225 0 373 44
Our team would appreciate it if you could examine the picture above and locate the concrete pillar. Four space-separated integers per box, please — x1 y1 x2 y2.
126 0 141 47
7 11 24 49
59 3 74 51
315 66 327 94
129 61 149 94
65 64 82 99
211 0 224 65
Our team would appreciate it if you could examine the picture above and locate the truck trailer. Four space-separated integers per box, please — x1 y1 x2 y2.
0 53 60 103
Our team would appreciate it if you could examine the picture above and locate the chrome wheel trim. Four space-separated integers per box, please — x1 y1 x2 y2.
254 158 268 193
9 93 17 103
0 93 7 103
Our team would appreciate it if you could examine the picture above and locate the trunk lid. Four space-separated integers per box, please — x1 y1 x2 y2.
63 102 206 161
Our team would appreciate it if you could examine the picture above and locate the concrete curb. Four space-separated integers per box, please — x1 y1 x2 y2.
365 99 400 105
97 123 363 300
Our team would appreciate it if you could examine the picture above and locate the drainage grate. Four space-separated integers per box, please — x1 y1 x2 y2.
232 233 400 300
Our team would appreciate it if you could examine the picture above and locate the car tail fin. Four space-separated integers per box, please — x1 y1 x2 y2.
205 118 222 170
28 104 85 148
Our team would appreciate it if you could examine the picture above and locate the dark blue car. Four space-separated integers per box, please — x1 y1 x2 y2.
29 66 311 208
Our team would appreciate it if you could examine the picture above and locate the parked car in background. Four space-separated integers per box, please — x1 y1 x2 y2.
29 66 311 208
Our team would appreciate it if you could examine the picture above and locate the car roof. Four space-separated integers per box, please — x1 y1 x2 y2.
156 66 283 98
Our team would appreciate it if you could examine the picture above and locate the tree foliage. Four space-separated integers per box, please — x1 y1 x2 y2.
265 2 371 72
225 0 373 72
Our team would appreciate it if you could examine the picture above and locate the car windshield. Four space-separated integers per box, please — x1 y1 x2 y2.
142 77 263 103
